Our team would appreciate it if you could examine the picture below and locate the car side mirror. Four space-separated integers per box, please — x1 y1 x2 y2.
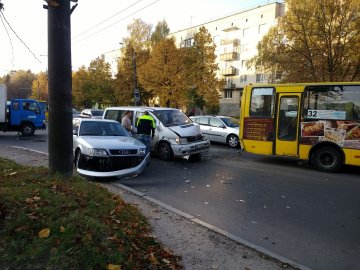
72 129 78 135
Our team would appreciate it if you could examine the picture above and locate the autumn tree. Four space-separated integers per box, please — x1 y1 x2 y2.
72 66 91 109
3 70 35 99
253 0 360 82
184 26 222 112
138 38 187 108
116 19 152 105
30 71 48 101
151 20 170 46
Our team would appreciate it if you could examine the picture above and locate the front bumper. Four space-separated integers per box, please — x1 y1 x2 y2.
171 139 210 157
77 153 150 178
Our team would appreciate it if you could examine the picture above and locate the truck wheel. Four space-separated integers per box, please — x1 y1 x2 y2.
227 134 239 148
311 146 342 173
158 142 173 161
20 123 35 136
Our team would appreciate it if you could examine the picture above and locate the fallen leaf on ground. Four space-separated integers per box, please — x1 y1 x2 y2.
107 264 121 270
60 226 65 233
38 228 50 238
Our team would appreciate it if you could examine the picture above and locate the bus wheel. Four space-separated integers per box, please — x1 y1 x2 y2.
312 146 342 173
158 142 173 161
227 134 239 148
20 123 35 136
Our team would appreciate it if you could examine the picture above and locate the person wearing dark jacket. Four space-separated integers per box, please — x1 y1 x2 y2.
136 111 156 154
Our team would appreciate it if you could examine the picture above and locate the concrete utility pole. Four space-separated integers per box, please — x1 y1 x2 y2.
45 0 74 176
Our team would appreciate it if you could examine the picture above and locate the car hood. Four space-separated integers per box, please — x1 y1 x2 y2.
168 124 201 137
78 136 145 149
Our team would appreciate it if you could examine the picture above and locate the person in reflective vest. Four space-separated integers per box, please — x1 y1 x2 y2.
136 111 156 154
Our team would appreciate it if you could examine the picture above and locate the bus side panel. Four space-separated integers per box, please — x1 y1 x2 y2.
243 140 273 155
344 149 360 166
299 144 311 160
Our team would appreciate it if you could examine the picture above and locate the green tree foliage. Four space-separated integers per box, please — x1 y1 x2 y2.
72 58 112 109
253 0 360 82
116 19 152 106
184 26 222 110
2 70 35 99
151 20 170 46
122 18 153 52
138 38 187 108
30 71 48 101
72 66 91 109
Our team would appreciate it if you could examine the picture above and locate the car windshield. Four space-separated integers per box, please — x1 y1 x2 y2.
91 110 104 116
219 117 239 127
154 109 191 127
80 121 129 136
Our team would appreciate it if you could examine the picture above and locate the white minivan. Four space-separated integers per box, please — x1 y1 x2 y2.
103 106 210 160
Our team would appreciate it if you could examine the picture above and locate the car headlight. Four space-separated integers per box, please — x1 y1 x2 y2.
175 137 188 144
139 148 146 155
88 148 108 157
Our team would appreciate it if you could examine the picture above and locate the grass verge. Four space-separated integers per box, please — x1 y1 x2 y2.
0 158 182 270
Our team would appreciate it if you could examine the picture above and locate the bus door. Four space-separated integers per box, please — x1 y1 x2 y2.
275 94 301 156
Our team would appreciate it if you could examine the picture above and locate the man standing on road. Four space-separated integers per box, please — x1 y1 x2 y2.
121 110 133 133
136 111 155 154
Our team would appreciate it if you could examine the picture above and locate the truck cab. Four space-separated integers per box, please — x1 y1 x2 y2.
1 84 46 136
7 99 46 135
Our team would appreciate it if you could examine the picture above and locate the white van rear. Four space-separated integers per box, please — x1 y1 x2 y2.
103 106 210 160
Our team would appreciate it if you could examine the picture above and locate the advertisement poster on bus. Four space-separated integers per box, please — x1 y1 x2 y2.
300 120 360 149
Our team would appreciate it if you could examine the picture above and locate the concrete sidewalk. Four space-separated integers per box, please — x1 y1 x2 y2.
0 144 303 270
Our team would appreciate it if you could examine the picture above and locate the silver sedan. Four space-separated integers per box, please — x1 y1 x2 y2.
73 118 149 178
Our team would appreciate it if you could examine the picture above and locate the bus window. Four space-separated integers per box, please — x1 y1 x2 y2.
303 85 360 120
250 87 275 117
278 96 299 141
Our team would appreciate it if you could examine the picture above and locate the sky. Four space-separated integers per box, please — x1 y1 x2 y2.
0 0 275 76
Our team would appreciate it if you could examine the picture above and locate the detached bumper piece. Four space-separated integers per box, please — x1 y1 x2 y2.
77 153 150 178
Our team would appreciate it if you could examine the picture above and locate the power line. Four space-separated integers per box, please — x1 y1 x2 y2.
72 0 145 39
0 11 14 68
72 0 160 45
0 10 41 63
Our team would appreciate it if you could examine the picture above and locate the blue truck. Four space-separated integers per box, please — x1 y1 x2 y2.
0 84 46 136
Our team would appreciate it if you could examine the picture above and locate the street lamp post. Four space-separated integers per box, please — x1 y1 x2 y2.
133 50 139 106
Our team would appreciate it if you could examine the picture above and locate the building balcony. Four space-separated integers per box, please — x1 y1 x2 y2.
220 39 239 46
220 52 238 61
221 67 237 76
224 83 236 89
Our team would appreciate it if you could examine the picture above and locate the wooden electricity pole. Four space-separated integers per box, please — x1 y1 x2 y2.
45 0 75 176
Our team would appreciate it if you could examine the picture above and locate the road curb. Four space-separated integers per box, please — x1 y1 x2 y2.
113 182 312 270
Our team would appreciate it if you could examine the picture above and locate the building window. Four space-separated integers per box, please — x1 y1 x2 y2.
258 24 267 35
243 28 249 38
256 73 265 83
225 90 233 99
240 75 247 83
184 38 193 48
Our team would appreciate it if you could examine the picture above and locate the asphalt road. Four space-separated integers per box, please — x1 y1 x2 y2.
1 130 360 270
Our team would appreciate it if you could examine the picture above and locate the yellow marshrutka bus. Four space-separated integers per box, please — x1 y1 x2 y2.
239 83 360 172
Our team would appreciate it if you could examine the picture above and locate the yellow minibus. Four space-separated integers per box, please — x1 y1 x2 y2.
239 83 360 172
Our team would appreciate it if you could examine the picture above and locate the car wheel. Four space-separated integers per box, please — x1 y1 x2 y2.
158 142 173 161
75 149 82 168
20 123 35 136
227 134 239 148
311 146 342 172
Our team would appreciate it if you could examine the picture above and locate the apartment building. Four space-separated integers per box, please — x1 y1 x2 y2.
170 2 285 116
101 49 121 78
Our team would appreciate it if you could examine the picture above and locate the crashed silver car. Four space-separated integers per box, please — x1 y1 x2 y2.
72 118 149 178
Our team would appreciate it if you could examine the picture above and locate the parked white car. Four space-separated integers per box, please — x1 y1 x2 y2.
190 115 240 148
72 118 149 178
80 109 104 119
